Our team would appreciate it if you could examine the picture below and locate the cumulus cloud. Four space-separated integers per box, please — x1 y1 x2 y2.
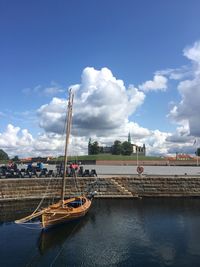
0 123 195 158
0 124 34 157
35 63 199 156
33 132 66 155
3 42 200 158
139 75 168 92
37 97 67 134
144 130 171 155
168 40 200 137
38 67 145 137
166 121 191 143
1 68 149 157
0 124 68 158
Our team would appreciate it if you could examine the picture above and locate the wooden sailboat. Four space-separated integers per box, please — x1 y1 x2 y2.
15 89 96 229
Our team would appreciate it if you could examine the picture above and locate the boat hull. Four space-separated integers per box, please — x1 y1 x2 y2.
41 196 91 229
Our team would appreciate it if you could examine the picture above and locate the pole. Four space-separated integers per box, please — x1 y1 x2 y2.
136 147 138 167
61 89 74 205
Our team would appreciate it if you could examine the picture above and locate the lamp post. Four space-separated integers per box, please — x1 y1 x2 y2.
136 146 139 167
194 140 199 166
196 147 199 166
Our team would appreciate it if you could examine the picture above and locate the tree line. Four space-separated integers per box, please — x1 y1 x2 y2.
1 146 200 160
0 149 19 161
88 140 133 156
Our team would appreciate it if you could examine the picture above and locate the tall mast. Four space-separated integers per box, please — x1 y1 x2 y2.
61 89 74 203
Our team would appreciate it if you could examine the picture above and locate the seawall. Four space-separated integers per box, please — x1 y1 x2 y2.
96 160 198 166
1 175 200 201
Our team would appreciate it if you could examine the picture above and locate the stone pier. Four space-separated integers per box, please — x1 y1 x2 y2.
1 175 200 201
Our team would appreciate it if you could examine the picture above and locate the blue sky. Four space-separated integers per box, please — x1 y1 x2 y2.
1 0 200 157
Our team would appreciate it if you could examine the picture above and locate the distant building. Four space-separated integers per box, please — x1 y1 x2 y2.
88 138 92 155
101 146 112 154
165 154 194 161
128 132 131 143
132 143 146 156
176 154 194 160
128 132 146 156
20 157 32 163
20 156 53 163
88 133 146 156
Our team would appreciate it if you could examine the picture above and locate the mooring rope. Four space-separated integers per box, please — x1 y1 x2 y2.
25 175 54 221
16 221 42 230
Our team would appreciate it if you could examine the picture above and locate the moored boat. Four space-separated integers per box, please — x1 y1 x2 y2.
15 89 96 229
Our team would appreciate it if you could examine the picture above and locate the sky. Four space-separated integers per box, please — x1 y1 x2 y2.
1 0 200 158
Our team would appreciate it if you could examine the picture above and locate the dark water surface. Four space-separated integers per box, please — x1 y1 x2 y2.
1 198 200 267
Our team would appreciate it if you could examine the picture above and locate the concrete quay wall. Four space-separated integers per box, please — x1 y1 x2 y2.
1 176 200 201
96 160 198 166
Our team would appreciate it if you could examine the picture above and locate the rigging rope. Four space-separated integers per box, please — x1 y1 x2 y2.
29 175 54 217
68 99 84 198
30 94 69 216
16 221 42 230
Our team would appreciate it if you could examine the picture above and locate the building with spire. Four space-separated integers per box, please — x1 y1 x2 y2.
128 132 146 156
88 133 146 156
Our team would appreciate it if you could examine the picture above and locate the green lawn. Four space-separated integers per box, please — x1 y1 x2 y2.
54 154 164 161
0 154 164 165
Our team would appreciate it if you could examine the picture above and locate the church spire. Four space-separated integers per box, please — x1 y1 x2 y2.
128 132 131 143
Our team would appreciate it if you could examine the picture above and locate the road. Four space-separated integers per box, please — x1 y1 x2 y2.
83 165 200 176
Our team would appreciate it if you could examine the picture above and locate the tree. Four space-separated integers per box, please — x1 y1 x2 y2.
12 155 19 162
90 141 100 155
196 148 200 156
112 140 122 155
121 141 133 156
0 149 9 160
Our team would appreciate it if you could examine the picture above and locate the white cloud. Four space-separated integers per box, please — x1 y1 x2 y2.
37 97 67 134
144 130 171 155
0 124 67 158
139 75 167 92
184 41 200 65
3 42 200 158
0 124 34 157
0 122 195 158
166 121 191 143
168 40 200 137
38 67 146 137
0 68 147 157
0 124 20 148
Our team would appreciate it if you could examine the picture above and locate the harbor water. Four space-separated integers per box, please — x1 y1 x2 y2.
1 198 200 266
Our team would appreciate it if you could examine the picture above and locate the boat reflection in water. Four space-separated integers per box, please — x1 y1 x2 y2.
38 214 90 255
1 199 200 267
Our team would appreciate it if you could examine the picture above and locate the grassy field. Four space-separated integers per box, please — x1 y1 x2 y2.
0 154 164 164
54 154 164 161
